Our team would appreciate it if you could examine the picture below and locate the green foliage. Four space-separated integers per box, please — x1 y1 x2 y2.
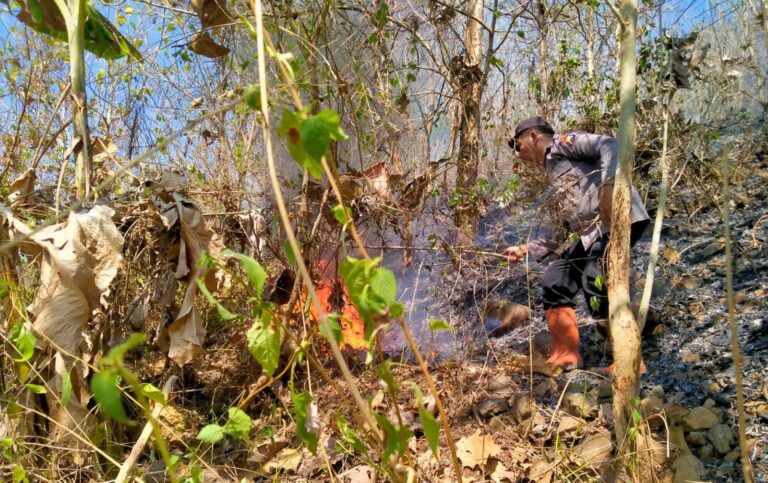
197 278 239 321
10 323 35 362
336 414 367 453
223 249 267 300
12 466 28 483
283 239 302 266
291 390 319 453
374 412 412 460
246 306 281 378
196 407 252 444
91 370 130 423
410 384 440 459
327 314 344 343
139 383 166 405
373 2 389 28
594 274 605 292
339 256 402 341
589 295 601 313
331 204 353 226
61 370 73 407
25 383 46 394
429 319 451 331
277 108 348 179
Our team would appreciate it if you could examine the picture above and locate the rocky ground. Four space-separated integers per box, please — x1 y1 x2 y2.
131 131 767 482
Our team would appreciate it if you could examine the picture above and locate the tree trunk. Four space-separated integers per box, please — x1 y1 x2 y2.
537 1 550 117
607 0 641 456
68 0 92 201
454 0 484 233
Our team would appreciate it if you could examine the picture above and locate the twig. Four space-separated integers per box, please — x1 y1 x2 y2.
721 151 755 482
115 376 178 483
638 89 673 332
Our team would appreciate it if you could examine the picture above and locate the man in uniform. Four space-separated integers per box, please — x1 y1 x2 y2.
501 116 650 370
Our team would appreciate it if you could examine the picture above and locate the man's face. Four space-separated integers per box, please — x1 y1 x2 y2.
512 129 536 163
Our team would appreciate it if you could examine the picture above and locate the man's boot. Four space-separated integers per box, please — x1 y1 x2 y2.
545 307 581 367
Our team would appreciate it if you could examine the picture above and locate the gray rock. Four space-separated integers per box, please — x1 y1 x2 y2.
707 423 733 455
574 432 613 468
510 394 535 424
699 443 714 460
486 374 515 399
686 431 708 446
562 391 599 419
475 397 509 419
682 406 719 430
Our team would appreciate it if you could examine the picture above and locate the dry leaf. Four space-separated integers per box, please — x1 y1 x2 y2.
189 31 230 58
163 196 224 366
488 459 518 483
191 0 233 27
8 169 36 207
663 245 681 264
152 172 188 193
455 429 502 469
340 465 376 483
90 137 117 164
261 447 302 473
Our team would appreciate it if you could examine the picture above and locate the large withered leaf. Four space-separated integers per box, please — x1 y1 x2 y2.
191 0 233 28
1 0 141 60
163 196 224 366
188 31 230 58
7 169 36 207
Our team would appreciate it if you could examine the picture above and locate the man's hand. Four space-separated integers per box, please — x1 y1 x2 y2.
501 245 527 263
598 184 613 228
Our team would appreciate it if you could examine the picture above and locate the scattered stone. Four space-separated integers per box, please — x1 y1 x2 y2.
699 443 715 460
679 275 702 289
705 381 722 393
574 432 613 468
698 241 725 258
598 403 613 424
650 385 665 399
562 391 599 420
686 431 708 446
724 448 741 462
509 394 535 424
707 423 733 455
533 378 558 396
673 452 705 483
702 398 717 409
682 406 719 431
486 374 515 399
596 381 612 399
641 395 664 418
681 353 700 363
475 397 509 419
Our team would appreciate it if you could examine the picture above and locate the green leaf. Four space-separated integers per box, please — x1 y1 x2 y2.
223 407 251 440
2 438 14 461
223 249 267 299
589 295 600 313
315 109 348 141
374 412 412 460
197 424 225 444
14 327 36 362
429 319 451 332
300 113 331 162
12 466 28 483
594 275 604 292
283 240 302 266
627 426 637 441
61 371 73 407
243 84 261 110
91 370 129 423
327 314 343 343
291 391 319 453
370 268 397 305
410 384 440 459
246 311 280 378
140 383 166 405
377 359 399 394
25 383 46 394
277 109 323 179
336 414 367 453
104 333 146 365
0 279 10 300
631 408 642 426
331 204 353 225
196 278 239 321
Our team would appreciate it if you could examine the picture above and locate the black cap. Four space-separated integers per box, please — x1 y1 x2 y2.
507 116 554 150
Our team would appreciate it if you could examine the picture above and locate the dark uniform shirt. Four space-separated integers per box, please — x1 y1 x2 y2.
527 131 650 260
